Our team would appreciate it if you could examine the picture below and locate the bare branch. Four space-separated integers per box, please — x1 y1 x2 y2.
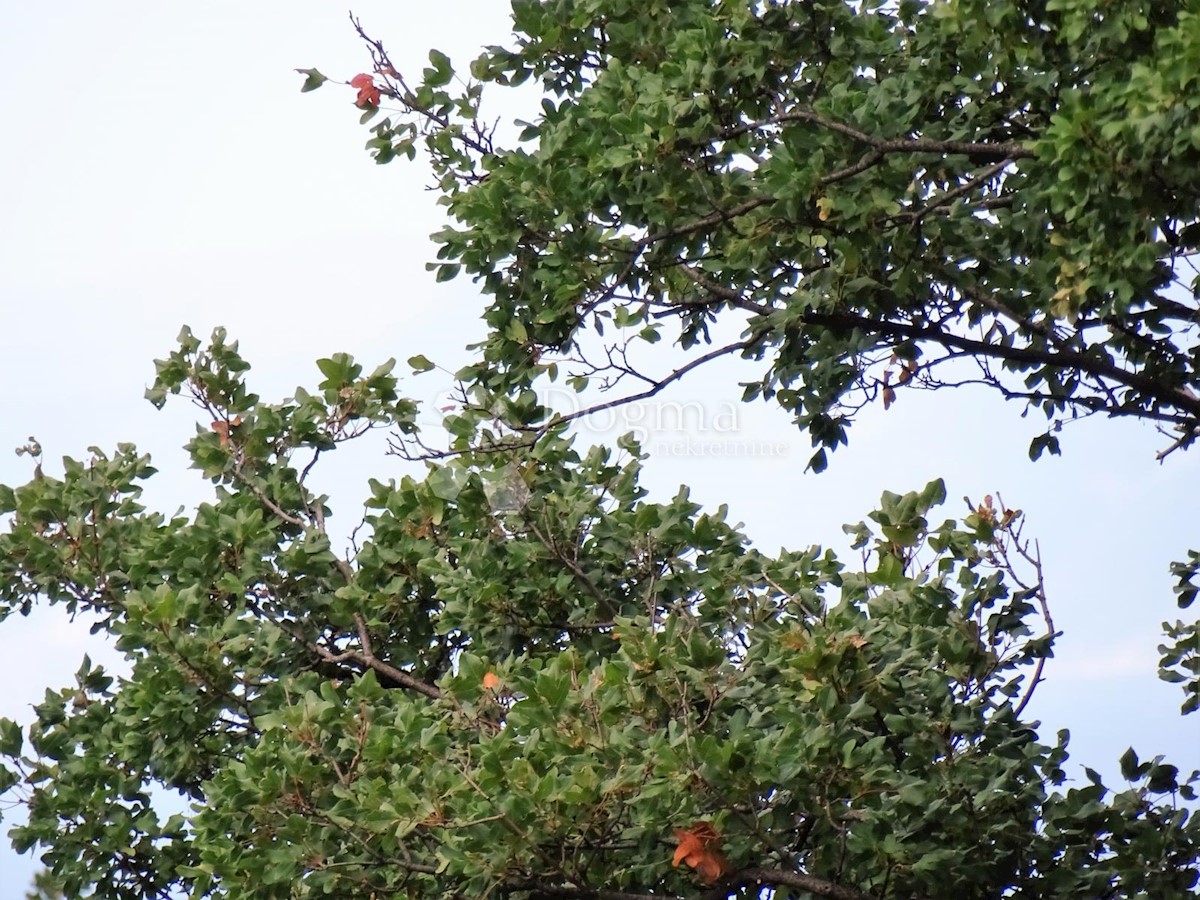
1156 425 1200 462
1009 537 1055 720
535 334 767 430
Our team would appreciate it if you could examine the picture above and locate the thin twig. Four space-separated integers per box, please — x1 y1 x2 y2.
1156 425 1199 462
1010 537 1056 720
237 473 306 528
530 334 768 430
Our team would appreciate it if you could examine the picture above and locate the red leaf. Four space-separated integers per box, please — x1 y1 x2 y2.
350 73 381 108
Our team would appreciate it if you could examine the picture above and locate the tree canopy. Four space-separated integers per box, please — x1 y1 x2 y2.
3 1 1200 898
338 0 1200 467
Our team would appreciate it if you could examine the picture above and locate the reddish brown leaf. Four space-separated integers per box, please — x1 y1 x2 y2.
671 822 729 883
350 73 381 108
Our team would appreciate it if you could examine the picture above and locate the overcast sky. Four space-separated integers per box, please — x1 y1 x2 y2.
1 2 1196 892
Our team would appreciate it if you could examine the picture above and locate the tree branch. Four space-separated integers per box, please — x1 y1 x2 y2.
535 334 768 430
716 867 888 900
797 307 1200 422
723 107 1035 162
523 518 612 614
502 866 889 900
278 617 443 701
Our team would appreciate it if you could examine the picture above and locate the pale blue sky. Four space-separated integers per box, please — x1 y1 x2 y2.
1 2 1196 893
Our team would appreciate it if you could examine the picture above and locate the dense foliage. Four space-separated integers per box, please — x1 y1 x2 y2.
4 1 1200 897
1 332 1197 898
323 0 1200 716
341 0 1200 467
327 0 1200 719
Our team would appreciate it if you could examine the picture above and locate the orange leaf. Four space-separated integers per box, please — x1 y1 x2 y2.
350 73 381 108
482 672 501 690
671 822 729 884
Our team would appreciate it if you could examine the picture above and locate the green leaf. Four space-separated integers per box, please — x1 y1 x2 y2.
1118 746 1140 780
426 49 454 88
1028 433 1061 461
316 353 362 388
0 717 22 756
296 68 328 92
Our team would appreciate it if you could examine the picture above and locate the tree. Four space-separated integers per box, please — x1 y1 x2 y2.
2 3 1199 899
